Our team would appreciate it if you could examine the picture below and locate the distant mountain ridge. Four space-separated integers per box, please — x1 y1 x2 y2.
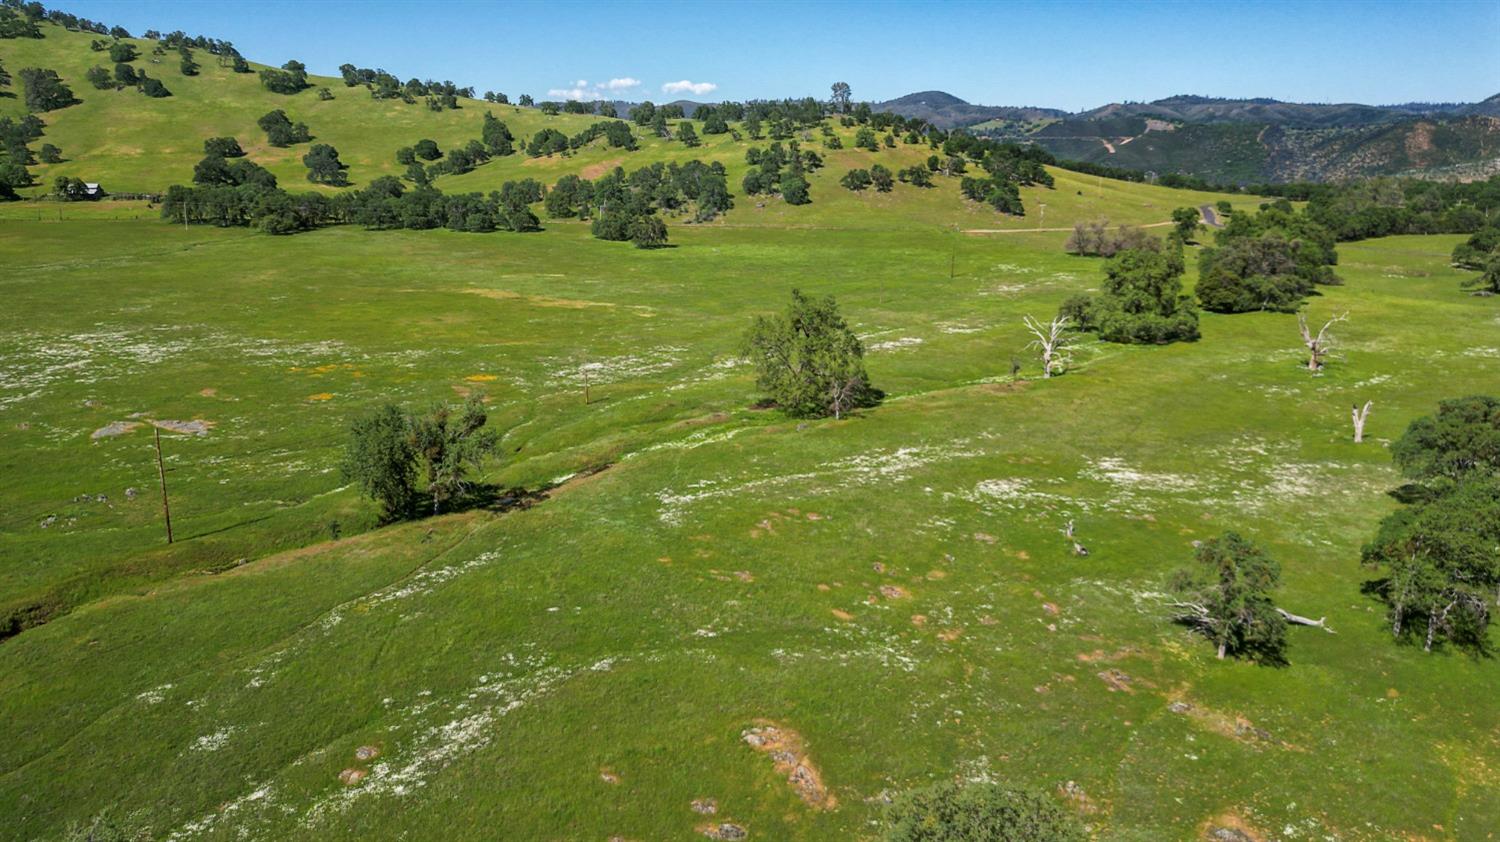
876 90 1500 129
872 91 1065 128
875 90 1500 183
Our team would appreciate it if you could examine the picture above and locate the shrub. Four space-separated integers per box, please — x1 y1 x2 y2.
742 289 879 419
882 780 1086 842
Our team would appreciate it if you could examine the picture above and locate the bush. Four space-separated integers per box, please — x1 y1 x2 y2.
629 214 668 249
1065 246 1199 345
203 136 245 158
882 780 1086 842
840 168 872 191
19 67 76 112
1063 220 1158 257
341 404 417 521
1195 234 1314 313
742 289 879 418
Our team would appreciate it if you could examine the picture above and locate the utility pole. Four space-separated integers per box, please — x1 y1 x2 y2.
581 359 591 405
1038 202 1046 229
154 427 174 544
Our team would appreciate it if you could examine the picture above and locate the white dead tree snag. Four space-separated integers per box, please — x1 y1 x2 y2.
1064 520 1088 556
1297 311 1347 372
1351 401 1372 443
1023 315 1072 378
1275 607 1336 633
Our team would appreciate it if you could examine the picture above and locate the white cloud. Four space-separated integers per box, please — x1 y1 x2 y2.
547 86 605 102
545 76 642 102
661 79 718 96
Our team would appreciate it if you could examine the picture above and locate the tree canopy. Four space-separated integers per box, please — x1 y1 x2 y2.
1171 532 1288 664
742 289 880 419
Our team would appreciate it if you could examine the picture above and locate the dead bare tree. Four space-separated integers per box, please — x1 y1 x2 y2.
1023 314 1073 378
827 374 867 421
1297 311 1347 372
1064 520 1088 556
1351 400 1372 443
1275 607 1336 633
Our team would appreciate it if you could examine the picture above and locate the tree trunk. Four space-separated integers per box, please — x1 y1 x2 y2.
1216 640 1226 659
1424 614 1436 652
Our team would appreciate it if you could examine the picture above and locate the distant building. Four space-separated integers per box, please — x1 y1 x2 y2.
83 183 103 198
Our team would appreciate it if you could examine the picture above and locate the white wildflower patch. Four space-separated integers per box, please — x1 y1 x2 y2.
1463 347 1500 359
191 726 239 753
867 336 924 353
979 283 1029 296
655 439 984 525
324 550 504 626
135 683 174 705
544 346 685 387
1081 457 1200 494
935 321 985 335
627 425 752 459
990 263 1040 274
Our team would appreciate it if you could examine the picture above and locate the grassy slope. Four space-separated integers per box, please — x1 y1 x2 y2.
1 24 1248 233
2 223 1497 841
3 21 1500 842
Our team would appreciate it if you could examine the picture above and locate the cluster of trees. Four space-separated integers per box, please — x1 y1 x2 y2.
342 398 498 521
85 61 171 97
336 63 473 108
1060 240 1200 344
1064 220 1162 257
0 113 44 198
1363 396 1500 653
1297 176 1500 242
89 38 135 61
547 159 731 231
160 175 543 235
258 109 311 147
742 290 881 419
2 1 106 37
480 91 510 105
572 119 637 152
192 136 275 188
840 164 893 192
1195 202 1340 313
742 141 818 205
259 59 310 94
1068 164 1500 243
955 144 1055 216
523 120 636 158
19 66 76 112
396 133 506 183
897 165 932 187
0 6 43 37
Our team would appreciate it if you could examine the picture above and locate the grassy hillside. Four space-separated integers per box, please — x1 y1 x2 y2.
0 23 1252 234
3 216 1498 841
4 18 1500 842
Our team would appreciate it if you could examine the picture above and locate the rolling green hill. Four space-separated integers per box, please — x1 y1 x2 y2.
3 17 1500 842
1 23 1254 232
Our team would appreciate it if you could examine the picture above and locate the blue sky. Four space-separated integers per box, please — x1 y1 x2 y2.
61 0 1500 111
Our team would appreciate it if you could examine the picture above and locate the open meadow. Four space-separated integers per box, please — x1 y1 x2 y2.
4 15 1500 842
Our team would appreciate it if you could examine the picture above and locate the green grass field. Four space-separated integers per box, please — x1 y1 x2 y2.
4 20 1500 842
